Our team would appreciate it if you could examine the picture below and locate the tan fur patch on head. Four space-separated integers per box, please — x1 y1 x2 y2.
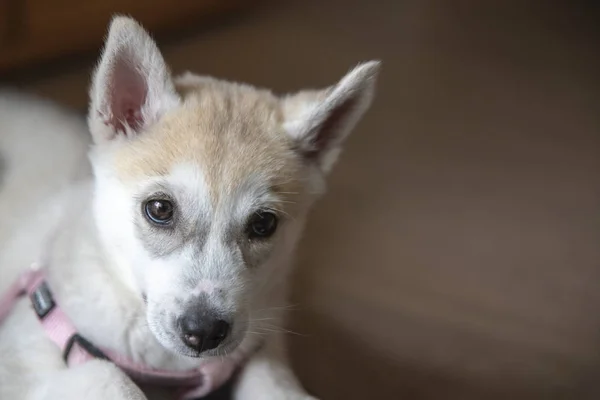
113 77 305 210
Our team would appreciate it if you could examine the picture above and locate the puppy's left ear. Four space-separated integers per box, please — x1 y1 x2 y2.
282 61 380 173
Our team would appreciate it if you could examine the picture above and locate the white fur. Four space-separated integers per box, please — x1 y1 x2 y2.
0 16 378 400
191 280 218 296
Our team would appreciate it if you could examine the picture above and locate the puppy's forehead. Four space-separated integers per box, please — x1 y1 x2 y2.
113 80 302 202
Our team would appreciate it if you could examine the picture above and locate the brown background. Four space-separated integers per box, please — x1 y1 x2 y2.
2 1 600 399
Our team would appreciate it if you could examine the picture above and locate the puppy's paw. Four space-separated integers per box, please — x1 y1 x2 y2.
30 360 147 400
299 395 319 400
280 393 319 400
76 360 147 399
235 389 319 400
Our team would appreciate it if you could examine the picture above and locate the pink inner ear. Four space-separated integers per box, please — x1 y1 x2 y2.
305 95 358 159
106 54 147 134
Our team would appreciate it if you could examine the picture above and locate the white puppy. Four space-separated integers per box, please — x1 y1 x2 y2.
0 16 379 400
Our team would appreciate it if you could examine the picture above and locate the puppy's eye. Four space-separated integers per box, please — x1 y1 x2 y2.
144 199 174 225
247 211 278 239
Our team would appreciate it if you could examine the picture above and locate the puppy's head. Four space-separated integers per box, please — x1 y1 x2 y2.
87 17 379 357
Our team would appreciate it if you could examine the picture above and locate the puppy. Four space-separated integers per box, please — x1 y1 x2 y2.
0 16 379 400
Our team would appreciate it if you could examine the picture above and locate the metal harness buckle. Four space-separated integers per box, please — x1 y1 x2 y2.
30 282 55 319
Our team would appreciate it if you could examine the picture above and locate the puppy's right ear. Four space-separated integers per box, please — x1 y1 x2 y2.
88 16 180 144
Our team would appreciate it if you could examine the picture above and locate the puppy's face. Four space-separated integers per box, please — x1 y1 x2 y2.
91 85 309 357
88 17 379 357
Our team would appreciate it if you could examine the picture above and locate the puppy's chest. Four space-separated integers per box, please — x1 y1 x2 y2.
0 300 65 384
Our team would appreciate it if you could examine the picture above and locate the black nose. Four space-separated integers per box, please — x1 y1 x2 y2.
179 315 230 352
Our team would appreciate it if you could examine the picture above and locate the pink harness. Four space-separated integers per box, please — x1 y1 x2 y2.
0 268 241 399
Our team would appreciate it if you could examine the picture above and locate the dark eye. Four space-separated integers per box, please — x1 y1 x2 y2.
144 199 174 225
247 211 278 239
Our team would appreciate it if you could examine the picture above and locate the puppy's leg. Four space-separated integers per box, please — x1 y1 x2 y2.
29 360 146 400
233 333 317 400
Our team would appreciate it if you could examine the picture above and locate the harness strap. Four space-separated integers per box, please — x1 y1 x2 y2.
0 268 243 399
0 269 35 322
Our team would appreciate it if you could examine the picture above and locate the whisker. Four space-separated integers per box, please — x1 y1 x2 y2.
253 304 301 313
275 200 297 205
253 327 308 337
247 317 277 322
